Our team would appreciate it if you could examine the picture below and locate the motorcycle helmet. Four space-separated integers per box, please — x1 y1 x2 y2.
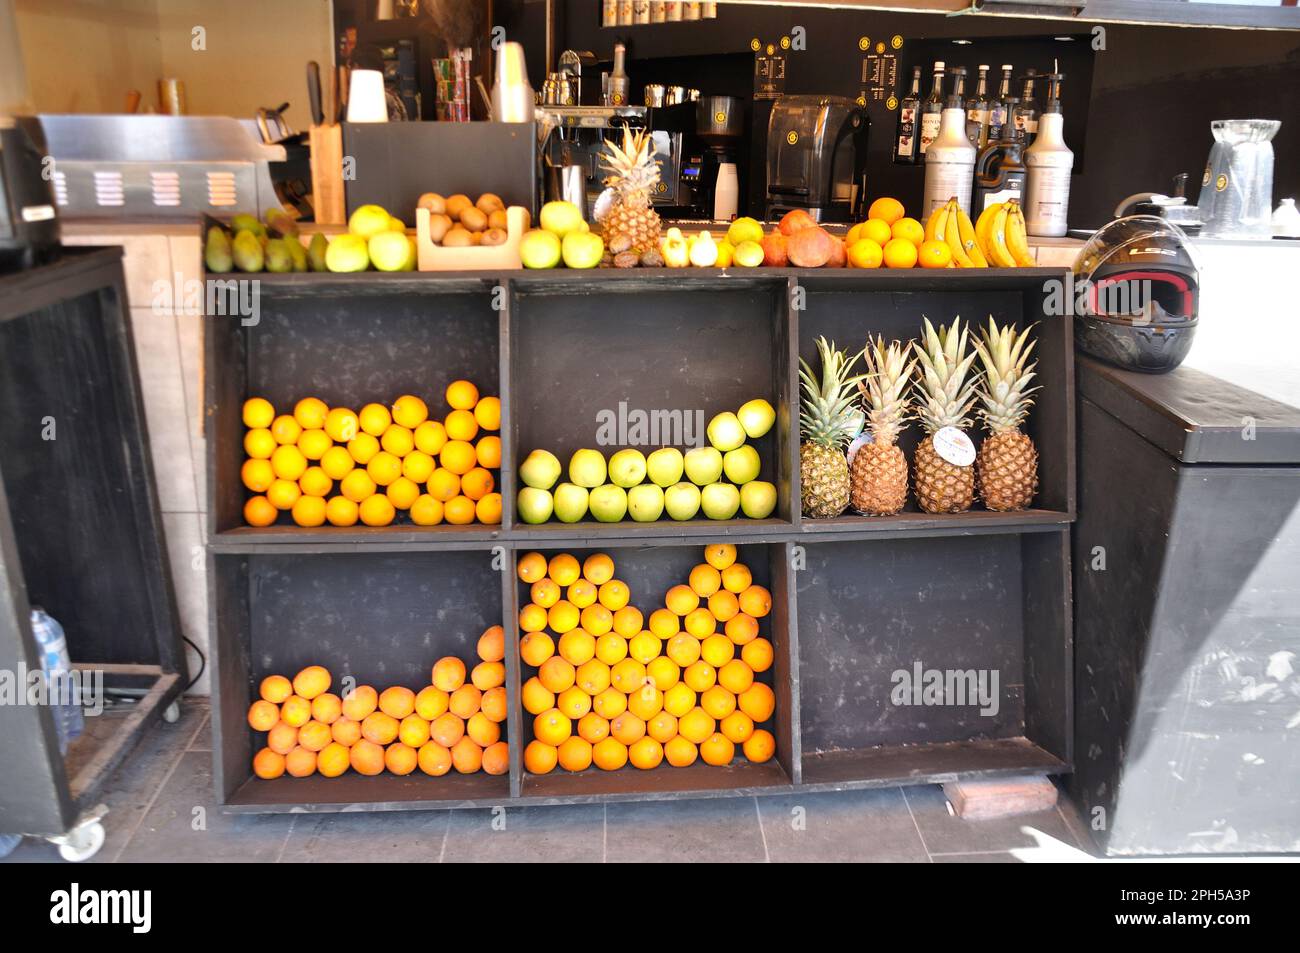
1072 215 1200 373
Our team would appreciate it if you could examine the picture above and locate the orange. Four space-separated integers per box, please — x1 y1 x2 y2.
298 720 332 752
430 712 465 748
582 553 615 585
610 711 646 745
664 735 698 768
475 493 502 525
381 424 414 458
557 735 593 772
725 613 759 645
628 736 664 770
701 634 735 667
366 450 402 487
646 656 680 691
626 686 663 721
598 579 630 611
610 658 647 695
297 428 332 461
473 396 501 431
431 656 467 692
471 660 505 690
665 682 696 720
611 605 642 637
595 633 628 666
270 414 302 447
271 444 308 481
330 717 361 747
241 457 275 491
378 685 415 719
577 712 610 743
531 578 561 608
311 693 342 724
689 563 722 597
684 607 717 639
320 445 355 480
533 707 572 746
439 440 476 475
260 675 293 704
324 407 359 442
418 741 453 776
700 732 735 766
399 713 431 748
247 699 279 731
244 496 277 527
475 435 501 469
683 660 717 693
738 682 776 722
385 476 420 510
401 450 435 484
280 695 312 727
349 739 385 776
325 495 359 527
466 711 500 750
243 397 275 429
292 666 330 700
358 403 392 436
708 589 740 621
519 603 547 634
847 238 885 269
592 737 628 771
477 624 505 662
721 562 752 593
361 710 399 745
592 686 627 720
267 721 298 755
482 741 509 775
521 676 555 715
628 631 662 665
519 631 554 666
426 468 460 502
414 419 448 456
358 494 395 527
558 629 596 666
317 741 350 777
409 494 444 526
518 551 548 583
480 686 508 723
291 495 327 527
347 432 380 465
445 379 479 411
868 196 906 225
340 684 378 721
666 632 702 667
538 656 575 693
547 553 581 587
739 584 772 618
891 216 925 244
647 711 678 743
444 494 476 525
391 394 428 429
580 603 613 637
701 684 737 719
721 709 755 744
444 409 478 442
743 729 775 763
449 739 483 779
460 467 494 501
339 469 376 503
449 684 482 719
524 739 558 775
742 637 774 673
548 600 579 634
678 706 715 744
567 579 597 609
648 608 680 639
385 742 419 776
704 544 736 570
883 237 918 269
665 584 699 616
576 658 611 696
556 685 592 720
293 397 328 430
918 239 953 269
252 747 285 779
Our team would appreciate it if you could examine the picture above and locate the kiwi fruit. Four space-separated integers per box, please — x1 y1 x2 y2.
480 227 508 247
444 194 472 221
442 227 473 248
475 193 505 215
459 207 488 232
417 192 446 215
427 213 452 243
487 209 509 231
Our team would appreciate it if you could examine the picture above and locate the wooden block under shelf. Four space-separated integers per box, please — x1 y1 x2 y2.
943 775 1059 819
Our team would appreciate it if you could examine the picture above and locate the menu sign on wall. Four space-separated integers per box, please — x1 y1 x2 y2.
858 35 904 111
753 38 787 100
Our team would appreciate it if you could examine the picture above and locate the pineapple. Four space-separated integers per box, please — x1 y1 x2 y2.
912 317 980 514
599 127 662 254
799 337 866 518
850 336 916 516
974 317 1040 511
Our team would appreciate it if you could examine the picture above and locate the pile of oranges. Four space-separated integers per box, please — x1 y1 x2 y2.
239 379 502 528
518 544 777 775
247 626 508 780
844 196 943 270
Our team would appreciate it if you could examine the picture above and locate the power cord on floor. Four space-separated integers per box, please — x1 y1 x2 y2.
183 634 207 692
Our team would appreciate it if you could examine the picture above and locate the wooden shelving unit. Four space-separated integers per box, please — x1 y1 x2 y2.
206 267 1074 812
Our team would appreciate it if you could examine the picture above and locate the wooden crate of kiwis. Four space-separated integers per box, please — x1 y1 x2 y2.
415 192 531 271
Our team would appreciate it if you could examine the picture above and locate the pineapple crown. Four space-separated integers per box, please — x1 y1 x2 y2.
858 336 916 447
800 336 866 449
974 316 1040 434
912 316 980 434
600 127 660 194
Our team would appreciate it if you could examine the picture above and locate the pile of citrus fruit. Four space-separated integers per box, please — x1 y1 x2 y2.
518 544 777 774
239 380 502 528
248 627 508 780
844 196 949 270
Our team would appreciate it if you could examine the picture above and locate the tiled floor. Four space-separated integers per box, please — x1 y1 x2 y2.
3 699 1096 863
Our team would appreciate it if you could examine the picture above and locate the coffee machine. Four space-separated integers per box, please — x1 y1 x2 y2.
647 96 744 220
765 95 868 223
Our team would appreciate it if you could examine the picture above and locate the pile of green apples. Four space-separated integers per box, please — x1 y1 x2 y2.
517 399 778 524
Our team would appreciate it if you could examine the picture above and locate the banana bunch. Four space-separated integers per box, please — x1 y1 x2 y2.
974 199 1037 268
924 198 987 268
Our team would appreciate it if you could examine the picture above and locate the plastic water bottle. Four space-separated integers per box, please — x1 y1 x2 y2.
31 607 83 752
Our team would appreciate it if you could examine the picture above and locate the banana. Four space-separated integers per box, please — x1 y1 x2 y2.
1006 201 1037 267
974 202 1003 263
986 204 1017 268
924 203 948 243
945 204 975 267
957 207 988 267
929 200 955 245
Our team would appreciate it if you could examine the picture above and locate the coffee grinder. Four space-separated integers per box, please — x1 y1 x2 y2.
695 96 744 220
765 95 868 223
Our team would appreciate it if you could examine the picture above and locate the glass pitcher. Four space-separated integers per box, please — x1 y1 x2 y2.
1200 119 1281 239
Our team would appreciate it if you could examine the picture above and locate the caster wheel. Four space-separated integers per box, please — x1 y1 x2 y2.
163 701 181 724
56 819 106 862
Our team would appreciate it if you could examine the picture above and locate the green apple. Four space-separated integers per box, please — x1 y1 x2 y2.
519 449 561 490
726 216 764 247
683 446 724 486
324 233 369 273
723 445 762 484
740 480 777 519
588 484 628 523
368 230 411 272
552 482 589 523
520 228 562 269
568 448 607 488
561 230 604 269
701 482 741 520
706 411 746 452
737 398 776 438
664 482 702 521
646 447 685 487
401 236 418 271
732 240 765 268
539 200 585 238
516 487 554 524
348 204 393 239
608 448 647 488
627 483 665 522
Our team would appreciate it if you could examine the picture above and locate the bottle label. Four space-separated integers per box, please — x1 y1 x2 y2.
1027 165 1071 228
967 108 987 125
897 105 916 157
989 106 1007 128
926 161 973 215
919 113 941 153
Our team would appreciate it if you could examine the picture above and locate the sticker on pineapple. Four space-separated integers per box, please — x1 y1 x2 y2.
846 432 874 467
932 427 975 468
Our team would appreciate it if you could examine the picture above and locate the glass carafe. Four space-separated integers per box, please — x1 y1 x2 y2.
1201 119 1281 239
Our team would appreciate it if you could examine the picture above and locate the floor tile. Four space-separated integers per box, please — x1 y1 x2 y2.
442 803 604 863
188 712 211 751
279 810 450 862
932 850 1023 863
903 783 1081 854
605 796 766 863
758 787 929 862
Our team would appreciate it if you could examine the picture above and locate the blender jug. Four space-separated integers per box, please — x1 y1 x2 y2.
1200 119 1280 239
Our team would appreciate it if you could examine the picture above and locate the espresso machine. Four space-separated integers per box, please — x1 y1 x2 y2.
765 95 869 223
647 95 744 220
